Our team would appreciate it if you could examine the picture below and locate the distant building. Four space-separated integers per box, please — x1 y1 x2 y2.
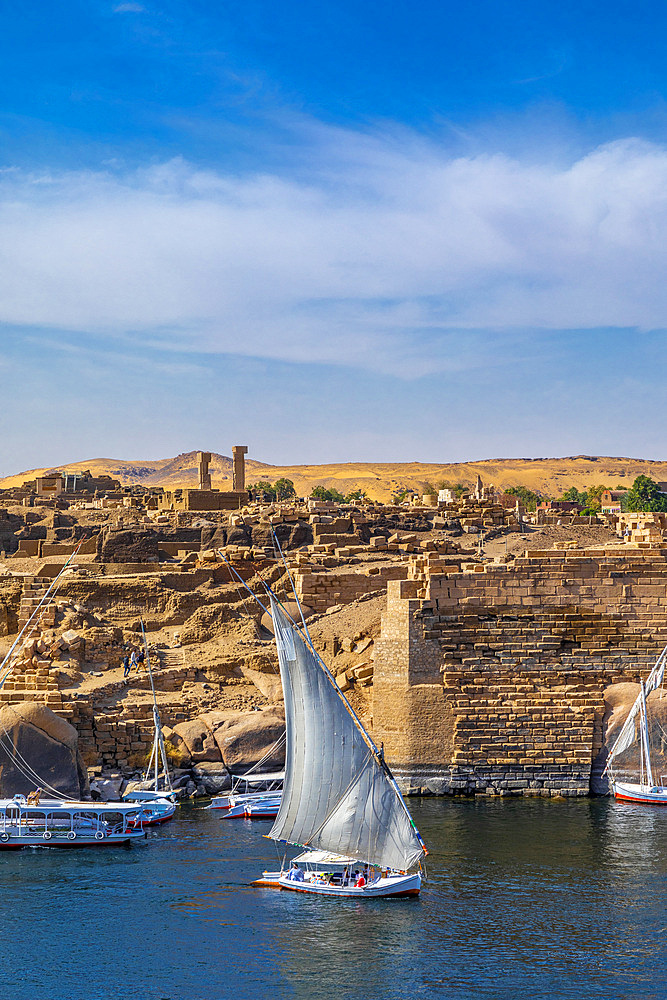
537 500 584 515
601 489 627 514
23 470 121 496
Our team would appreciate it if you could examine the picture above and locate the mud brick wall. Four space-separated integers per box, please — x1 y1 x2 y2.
373 547 667 796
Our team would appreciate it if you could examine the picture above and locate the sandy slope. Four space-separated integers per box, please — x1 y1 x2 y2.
2 453 665 502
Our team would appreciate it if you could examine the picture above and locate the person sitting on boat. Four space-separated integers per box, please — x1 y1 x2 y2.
287 862 304 882
27 787 42 805
355 871 366 888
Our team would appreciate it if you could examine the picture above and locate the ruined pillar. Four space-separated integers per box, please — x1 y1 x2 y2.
232 446 248 492
197 452 212 491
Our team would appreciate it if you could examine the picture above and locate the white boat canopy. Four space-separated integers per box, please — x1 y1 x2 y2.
229 771 284 783
293 850 357 865
268 597 425 872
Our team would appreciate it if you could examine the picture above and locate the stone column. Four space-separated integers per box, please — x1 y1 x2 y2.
232 446 248 492
197 452 212 491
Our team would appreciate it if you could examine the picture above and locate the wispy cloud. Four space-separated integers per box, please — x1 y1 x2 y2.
113 3 145 12
0 128 665 376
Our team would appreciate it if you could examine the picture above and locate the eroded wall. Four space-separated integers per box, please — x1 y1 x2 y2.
373 547 667 795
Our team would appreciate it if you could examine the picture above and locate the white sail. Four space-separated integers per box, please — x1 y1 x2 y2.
608 647 667 763
269 598 425 872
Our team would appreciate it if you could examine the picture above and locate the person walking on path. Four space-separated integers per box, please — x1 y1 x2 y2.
136 649 145 671
122 653 130 678
129 650 138 672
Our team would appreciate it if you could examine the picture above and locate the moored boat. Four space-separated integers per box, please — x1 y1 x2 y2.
123 788 177 825
0 796 146 848
611 780 667 805
210 770 284 811
607 646 667 805
223 792 281 820
122 623 177 826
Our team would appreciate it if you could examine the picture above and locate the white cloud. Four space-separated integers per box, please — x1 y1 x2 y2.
1 132 666 376
113 3 145 12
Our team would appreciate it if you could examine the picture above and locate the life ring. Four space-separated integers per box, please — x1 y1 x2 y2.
94 831 104 841
1 833 10 842
67 831 76 840
43 831 52 840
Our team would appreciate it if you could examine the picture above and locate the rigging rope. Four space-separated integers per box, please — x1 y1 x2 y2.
0 540 88 800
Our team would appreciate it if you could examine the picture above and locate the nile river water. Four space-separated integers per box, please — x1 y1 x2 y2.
0 797 664 1000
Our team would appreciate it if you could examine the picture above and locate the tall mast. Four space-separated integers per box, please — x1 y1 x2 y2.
639 679 654 788
140 620 173 794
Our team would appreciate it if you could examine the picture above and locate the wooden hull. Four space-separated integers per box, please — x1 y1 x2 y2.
252 871 283 888
277 871 421 898
613 780 667 805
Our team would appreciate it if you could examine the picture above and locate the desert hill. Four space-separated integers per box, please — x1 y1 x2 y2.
0 452 271 491
1 453 666 502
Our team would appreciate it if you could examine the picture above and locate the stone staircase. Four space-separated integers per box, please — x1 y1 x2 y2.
17 577 56 632
158 648 187 671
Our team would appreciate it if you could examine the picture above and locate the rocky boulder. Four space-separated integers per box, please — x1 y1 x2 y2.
0 701 89 798
170 705 285 770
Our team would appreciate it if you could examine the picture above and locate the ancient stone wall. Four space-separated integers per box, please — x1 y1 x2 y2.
373 547 667 796
295 565 407 612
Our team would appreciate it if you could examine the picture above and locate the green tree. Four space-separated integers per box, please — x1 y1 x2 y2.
581 484 607 515
273 478 296 501
249 480 276 501
504 485 543 512
311 485 345 502
561 486 588 505
622 476 667 512
344 489 367 503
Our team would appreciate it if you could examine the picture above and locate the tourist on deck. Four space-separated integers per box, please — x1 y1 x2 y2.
287 862 304 882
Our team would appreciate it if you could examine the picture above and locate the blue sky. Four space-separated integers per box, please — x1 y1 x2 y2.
2 1 667 473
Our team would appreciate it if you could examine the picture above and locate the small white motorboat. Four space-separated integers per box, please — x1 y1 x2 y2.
210 770 284 811
123 788 177 826
223 792 281 820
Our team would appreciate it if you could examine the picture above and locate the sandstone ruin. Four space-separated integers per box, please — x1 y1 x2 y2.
0 463 660 799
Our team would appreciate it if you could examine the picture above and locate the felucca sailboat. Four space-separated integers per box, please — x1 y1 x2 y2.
255 595 426 897
607 646 667 805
